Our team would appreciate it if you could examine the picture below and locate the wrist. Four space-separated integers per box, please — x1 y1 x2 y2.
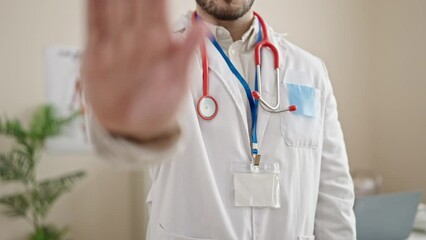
110 121 181 147
123 126 180 147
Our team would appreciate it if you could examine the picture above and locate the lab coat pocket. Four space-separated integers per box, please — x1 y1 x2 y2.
158 223 213 240
298 235 315 240
281 83 322 148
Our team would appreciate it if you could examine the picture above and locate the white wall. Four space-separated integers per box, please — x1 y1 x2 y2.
368 0 426 198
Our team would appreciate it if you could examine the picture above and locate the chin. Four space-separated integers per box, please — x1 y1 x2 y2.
221 0 250 9
197 0 254 21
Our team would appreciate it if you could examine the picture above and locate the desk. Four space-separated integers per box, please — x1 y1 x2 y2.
410 232 426 240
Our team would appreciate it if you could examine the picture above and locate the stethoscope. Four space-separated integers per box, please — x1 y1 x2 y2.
193 12 297 121
192 11 297 161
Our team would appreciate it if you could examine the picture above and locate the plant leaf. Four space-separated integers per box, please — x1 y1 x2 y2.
28 105 80 145
28 105 60 143
0 118 27 144
28 225 68 240
0 150 32 182
0 193 29 218
32 171 86 218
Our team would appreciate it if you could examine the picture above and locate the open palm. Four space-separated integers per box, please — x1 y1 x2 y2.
82 0 203 140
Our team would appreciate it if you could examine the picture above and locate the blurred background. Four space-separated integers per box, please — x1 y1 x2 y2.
0 0 425 239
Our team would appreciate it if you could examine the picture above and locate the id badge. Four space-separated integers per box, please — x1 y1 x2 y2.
232 162 281 208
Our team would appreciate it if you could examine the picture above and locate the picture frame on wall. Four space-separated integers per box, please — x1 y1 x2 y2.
44 46 92 153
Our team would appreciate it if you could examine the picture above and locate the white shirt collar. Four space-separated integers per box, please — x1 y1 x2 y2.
202 16 260 51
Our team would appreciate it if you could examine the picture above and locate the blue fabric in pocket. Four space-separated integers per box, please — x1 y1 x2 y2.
287 83 317 118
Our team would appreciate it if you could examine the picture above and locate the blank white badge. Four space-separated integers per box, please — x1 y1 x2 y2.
233 173 281 208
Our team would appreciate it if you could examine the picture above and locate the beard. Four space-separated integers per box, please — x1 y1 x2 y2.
196 0 255 21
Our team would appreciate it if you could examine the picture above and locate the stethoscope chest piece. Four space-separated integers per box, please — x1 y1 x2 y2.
197 96 218 120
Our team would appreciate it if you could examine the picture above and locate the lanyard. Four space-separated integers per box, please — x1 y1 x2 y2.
208 21 263 156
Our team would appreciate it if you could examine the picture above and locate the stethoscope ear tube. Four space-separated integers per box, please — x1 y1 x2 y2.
252 90 297 113
255 66 281 111
255 41 280 68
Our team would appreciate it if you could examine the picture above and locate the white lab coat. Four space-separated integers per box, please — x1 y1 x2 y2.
89 13 356 240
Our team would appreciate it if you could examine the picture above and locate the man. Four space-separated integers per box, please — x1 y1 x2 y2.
82 0 356 239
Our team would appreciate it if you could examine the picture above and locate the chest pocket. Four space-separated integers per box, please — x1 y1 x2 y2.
279 74 323 148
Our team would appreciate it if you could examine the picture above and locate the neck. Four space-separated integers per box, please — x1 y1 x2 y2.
196 6 254 41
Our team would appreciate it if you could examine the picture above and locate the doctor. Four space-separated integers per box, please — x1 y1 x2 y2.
82 0 356 239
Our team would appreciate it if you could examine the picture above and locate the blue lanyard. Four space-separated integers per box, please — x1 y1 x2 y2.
209 21 263 155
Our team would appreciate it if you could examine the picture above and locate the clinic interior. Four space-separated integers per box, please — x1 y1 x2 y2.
0 0 425 239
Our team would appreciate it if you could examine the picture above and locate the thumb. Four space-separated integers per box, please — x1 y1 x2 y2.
175 23 206 70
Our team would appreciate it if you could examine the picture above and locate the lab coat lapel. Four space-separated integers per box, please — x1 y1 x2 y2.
204 38 252 147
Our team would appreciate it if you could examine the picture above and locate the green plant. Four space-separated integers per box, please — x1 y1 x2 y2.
0 105 86 240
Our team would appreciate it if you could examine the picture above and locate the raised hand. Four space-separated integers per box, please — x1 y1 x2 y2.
82 0 203 141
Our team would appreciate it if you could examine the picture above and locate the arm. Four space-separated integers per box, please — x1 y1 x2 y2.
314 61 357 239
86 111 183 168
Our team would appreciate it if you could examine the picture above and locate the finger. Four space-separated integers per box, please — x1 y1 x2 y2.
125 0 140 24
174 23 205 75
136 0 168 25
150 0 168 23
87 0 109 44
107 0 124 34
108 0 137 33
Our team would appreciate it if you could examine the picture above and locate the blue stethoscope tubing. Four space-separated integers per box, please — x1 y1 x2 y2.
192 11 296 158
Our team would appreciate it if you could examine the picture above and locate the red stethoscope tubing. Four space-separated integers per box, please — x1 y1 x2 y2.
201 38 209 97
253 12 279 68
192 13 219 120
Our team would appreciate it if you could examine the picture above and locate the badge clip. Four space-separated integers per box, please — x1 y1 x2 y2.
253 154 261 167
251 154 262 172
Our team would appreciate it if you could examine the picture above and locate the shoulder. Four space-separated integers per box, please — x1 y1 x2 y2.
172 12 192 34
274 31 325 71
272 30 329 89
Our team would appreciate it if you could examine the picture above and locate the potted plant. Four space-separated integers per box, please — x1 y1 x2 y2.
0 105 86 240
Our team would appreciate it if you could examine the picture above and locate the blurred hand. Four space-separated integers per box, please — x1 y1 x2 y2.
82 0 203 141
